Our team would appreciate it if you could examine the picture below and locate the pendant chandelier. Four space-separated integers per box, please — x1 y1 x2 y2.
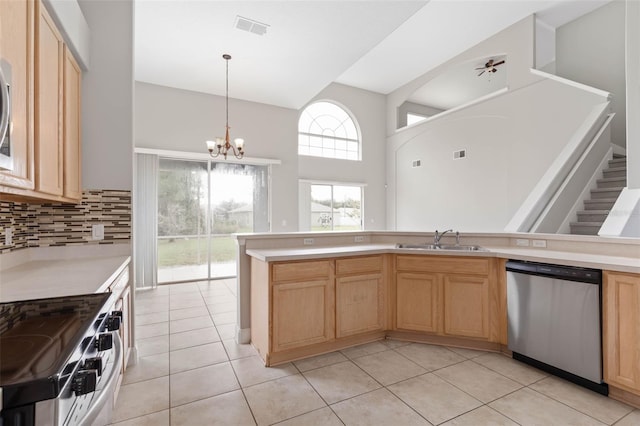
206 54 244 159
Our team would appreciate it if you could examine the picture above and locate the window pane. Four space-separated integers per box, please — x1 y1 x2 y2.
307 183 362 232
298 101 359 161
158 158 269 283
333 185 361 231
311 184 333 231
345 121 358 140
157 159 209 283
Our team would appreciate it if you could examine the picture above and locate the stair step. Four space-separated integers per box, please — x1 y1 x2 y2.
603 167 627 178
608 158 626 168
577 210 609 222
590 187 623 199
584 198 617 210
597 177 627 189
570 222 601 235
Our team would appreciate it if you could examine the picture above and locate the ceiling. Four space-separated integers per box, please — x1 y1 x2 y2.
134 0 610 110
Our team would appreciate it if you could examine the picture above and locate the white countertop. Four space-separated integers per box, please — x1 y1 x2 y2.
246 243 640 274
0 245 131 303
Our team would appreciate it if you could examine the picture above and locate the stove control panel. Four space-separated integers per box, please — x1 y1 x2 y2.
83 357 103 376
106 311 122 331
95 333 113 351
72 370 97 396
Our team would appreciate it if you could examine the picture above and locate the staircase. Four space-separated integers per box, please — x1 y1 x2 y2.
570 155 627 235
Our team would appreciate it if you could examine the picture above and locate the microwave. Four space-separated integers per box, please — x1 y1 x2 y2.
0 59 13 171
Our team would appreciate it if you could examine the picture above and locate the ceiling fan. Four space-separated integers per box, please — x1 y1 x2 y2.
476 59 505 76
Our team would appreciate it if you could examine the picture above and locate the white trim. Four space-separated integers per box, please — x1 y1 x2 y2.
298 178 367 187
134 147 281 166
395 87 509 133
530 68 612 99
236 326 251 344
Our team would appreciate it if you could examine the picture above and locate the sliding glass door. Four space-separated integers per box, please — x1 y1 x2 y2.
157 158 269 283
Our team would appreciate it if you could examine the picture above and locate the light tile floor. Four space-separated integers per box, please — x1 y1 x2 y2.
111 280 640 426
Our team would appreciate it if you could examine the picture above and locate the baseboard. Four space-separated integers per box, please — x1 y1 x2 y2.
237 326 251 344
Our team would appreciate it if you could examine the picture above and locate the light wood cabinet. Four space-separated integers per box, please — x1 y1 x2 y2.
396 272 440 333
63 47 81 200
0 0 35 191
443 274 490 339
272 278 335 352
395 255 499 342
335 256 385 338
603 271 640 397
35 0 63 196
252 258 336 364
0 0 81 203
251 255 388 366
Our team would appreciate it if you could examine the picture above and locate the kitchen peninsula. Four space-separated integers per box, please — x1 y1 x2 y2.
239 231 640 408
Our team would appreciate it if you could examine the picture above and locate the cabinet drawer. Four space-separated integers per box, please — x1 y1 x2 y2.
336 256 382 275
396 255 489 275
272 260 332 282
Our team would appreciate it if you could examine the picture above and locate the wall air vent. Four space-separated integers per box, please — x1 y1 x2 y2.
453 149 467 160
235 16 269 36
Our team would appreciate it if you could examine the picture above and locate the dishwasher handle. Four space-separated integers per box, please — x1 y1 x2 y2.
506 260 601 285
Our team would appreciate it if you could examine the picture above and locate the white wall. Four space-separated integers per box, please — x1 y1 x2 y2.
298 83 387 230
78 0 134 191
386 16 538 230
394 78 608 232
627 0 640 189
535 18 556 73
556 1 626 148
136 82 388 232
135 82 300 232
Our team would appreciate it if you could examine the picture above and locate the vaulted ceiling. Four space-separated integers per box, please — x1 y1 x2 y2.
134 0 610 110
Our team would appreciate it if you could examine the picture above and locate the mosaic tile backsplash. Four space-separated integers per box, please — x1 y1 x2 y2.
0 190 131 254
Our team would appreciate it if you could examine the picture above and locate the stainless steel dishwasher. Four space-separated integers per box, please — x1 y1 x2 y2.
506 260 607 395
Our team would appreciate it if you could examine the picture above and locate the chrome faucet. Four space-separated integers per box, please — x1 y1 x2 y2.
434 229 453 246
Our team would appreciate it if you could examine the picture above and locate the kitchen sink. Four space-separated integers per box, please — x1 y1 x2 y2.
395 243 487 252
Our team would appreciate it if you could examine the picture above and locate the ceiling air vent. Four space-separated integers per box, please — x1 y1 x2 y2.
235 16 269 36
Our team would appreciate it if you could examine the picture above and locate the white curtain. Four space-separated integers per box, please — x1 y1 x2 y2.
134 153 158 288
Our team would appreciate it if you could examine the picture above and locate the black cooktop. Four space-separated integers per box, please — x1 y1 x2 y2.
0 293 111 406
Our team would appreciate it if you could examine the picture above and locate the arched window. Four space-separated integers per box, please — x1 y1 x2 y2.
298 101 360 161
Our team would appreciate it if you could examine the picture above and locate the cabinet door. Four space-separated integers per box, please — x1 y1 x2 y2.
35 1 63 196
603 272 640 393
336 273 384 338
272 279 335 352
0 0 34 190
443 274 489 339
396 272 440 333
63 47 81 200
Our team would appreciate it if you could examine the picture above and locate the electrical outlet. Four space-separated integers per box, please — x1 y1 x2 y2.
303 238 314 245
354 236 365 243
515 239 530 247
532 239 547 248
5 227 13 245
92 224 105 241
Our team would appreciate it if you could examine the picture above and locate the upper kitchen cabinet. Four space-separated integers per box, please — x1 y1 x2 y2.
0 0 35 191
63 48 81 200
0 0 82 203
35 0 64 197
